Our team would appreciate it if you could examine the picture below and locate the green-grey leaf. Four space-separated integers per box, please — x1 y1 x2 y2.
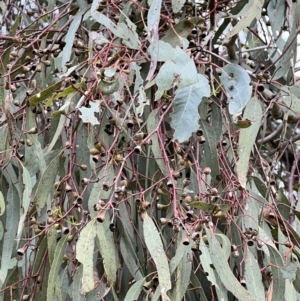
225 0 263 39
143 213 171 299
170 74 210 142
244 247 265 300
205 226 255 301
236 96 262 187
76 219 97 293
34 150 63 209
220 64 252 115
170 243 192 301
124 278 146 301
266 243 286 301
96 218 119 286
0 192 5 216
47 235 68 301
146 109 169 176
172 0 185 13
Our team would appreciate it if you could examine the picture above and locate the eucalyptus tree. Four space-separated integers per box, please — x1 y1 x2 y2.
0 0 300 300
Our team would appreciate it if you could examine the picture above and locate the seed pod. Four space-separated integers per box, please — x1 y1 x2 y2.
28 126 38 134
134 145 142 154
183 178 191 187
79 164 87 171
184 195 192 204
65 183 72 192
157 203 169 210
203 167 211 175
26 138 33 146
197 136 206 144
94 141 102 151
114 154 123 162
182 235 190 245
89 148 100 156
172 170 182 179
62 227 70 235
92 154 101 163
81 178 90 186
160 218 169 225
67 235 74 243
97 211 106 223
17 247 26 256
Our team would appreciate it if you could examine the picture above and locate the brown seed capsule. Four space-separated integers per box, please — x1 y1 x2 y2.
89 148 100 156
79 164 87 171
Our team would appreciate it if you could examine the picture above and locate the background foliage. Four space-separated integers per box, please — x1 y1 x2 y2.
0 0 300 300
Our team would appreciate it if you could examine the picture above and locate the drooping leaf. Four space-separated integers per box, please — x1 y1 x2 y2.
225 0 263 39
265 243 286 301
199 102 222 176
76 219 97 293
47 235 68 301
199 238 219 289
170 243 192 301
170 74 210 142
244 247 265 300
0 192 5 216
146 0 162 80
16 162 32 243
96 218 119 286
220 64 252 115
147 109 169 176
91 0 140 49
236 96 262 188
61 9 87 72
205 226 255 301
124 278 146 301
34 150 63 210
143 213 171 300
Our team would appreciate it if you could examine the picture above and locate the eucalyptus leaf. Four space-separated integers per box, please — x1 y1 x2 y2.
220 64 252 115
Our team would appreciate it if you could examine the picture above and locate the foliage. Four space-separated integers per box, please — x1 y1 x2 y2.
0 0 300 300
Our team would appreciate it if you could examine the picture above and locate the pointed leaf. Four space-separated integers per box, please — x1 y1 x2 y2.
76 219 97 293
205 226 255 301
170 243 192 301
96 218 118 286
34 150 63 209
244 247 265 300
47 235 68 301
236 96 262 187
225 0 263 39
0 192 4 216
147 109 169 176
124 278 146 301
143 213 171 299
265 243 286 301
